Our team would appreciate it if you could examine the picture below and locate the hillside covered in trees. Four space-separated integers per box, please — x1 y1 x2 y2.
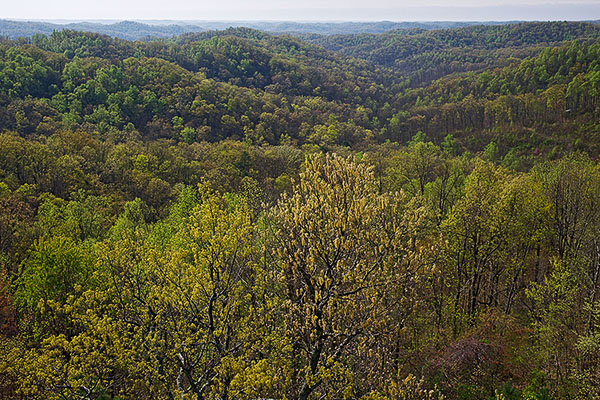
2 21 600 400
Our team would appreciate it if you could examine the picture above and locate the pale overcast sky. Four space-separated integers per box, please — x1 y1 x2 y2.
3 1 600 21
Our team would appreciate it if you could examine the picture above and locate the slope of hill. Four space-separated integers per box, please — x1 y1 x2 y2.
1 22 600 161
310 21 600 85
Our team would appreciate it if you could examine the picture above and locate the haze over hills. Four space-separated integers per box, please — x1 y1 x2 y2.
3 18 600 40
0 19 521 40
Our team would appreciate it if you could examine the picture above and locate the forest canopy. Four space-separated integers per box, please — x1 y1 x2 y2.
1 21 600 400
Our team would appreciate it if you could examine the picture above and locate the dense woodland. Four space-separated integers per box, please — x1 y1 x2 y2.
2 21 600 400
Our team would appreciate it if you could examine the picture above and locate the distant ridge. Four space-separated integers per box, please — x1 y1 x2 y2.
0 20 201 40
0 19 539 40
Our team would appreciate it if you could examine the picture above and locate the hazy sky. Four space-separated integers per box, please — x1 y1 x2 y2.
4 1 600 21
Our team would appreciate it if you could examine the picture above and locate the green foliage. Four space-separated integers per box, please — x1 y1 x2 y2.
272 154 429 399
14 236 95 312
37 191 111 242
442 134 459 155
2 22 600 400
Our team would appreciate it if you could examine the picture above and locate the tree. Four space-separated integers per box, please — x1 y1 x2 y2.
385 140 442 197
14 236 95 317
442 161 511 329
272 154 426 399
533 154 600 259
441 134 459 156
8 184 286 400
